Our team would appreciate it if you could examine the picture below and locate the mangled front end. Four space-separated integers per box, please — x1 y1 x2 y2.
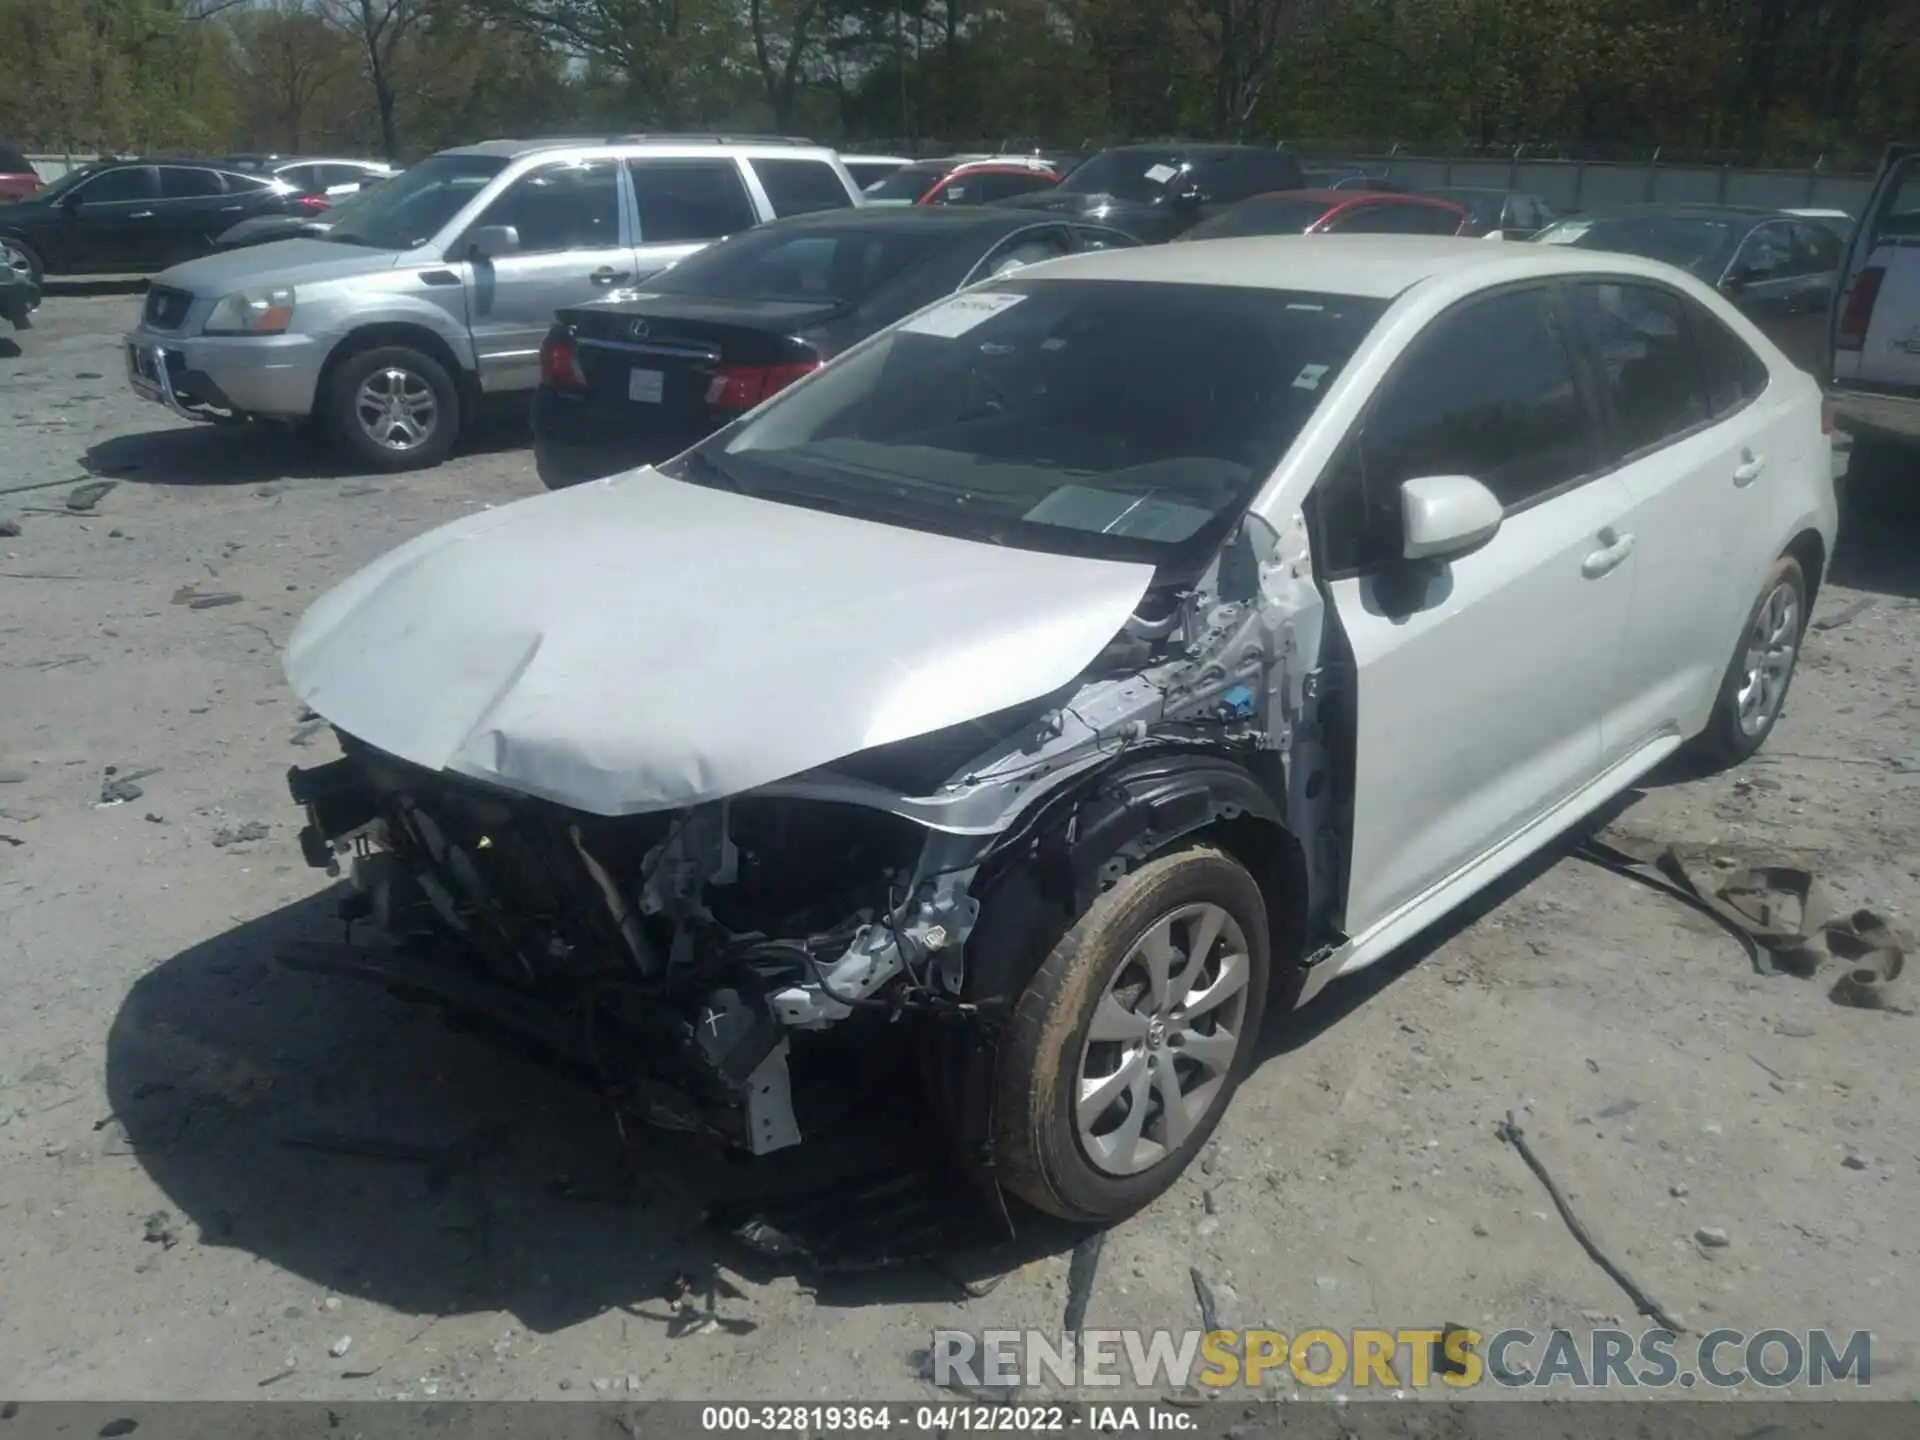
279 470 1330 1162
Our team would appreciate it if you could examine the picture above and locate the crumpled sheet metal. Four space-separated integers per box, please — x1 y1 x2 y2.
284 467 1155 817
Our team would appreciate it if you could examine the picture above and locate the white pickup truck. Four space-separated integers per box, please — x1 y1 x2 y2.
1830 144 1920 472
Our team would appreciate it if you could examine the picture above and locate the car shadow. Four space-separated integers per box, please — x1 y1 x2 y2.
105 886 1080 1332
1830 444 1920 601
43 277 149 298
82 411 531 488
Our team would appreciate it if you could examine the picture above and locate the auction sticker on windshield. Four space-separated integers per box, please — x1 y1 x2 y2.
901 291 1027 338
1144 164 1179 184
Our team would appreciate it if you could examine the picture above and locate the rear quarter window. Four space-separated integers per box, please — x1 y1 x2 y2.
751 157 854 217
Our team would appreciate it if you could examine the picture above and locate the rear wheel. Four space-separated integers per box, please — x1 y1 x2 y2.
1696 555 1807 767
324 345 459 472
994 847 1271 1223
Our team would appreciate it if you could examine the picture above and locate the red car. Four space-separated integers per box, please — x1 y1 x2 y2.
862 156 1061 207
1175 189 1469 242
0 143 43 203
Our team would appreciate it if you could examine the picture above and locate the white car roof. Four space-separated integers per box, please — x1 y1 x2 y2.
1028 234 1721 299
841 154 912 165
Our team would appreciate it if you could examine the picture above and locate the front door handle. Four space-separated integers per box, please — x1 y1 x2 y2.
1582 528 1636 579
590 267 630 286
220 204 244 213
1733 450 1768 486
129 210 155 219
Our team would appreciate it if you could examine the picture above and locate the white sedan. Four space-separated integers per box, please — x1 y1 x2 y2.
283 236 1835 1224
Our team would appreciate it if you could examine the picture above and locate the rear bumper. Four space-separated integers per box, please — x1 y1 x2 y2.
530 389 706 490
1829 381 1920 448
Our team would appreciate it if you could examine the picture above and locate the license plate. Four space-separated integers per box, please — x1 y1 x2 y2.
628 367 664 404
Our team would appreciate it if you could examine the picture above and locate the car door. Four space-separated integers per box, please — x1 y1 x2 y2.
155 166 242 267
63 164 161 272
1786 220 1843 373
1567 279 1791 757
627 155 761 284
963 224 1072 283
1314 283 1637 941
459 157 631 394
1722 221 1817 370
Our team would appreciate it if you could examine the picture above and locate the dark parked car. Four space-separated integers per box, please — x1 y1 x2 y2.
1175 189 1467 241
1534 203 1842 375
0 143 42 203
532 206 1140 489
1426 187 1556 239
1300 167 1413 193
0 158 306 282
214 171 396 250
993 143 1307 243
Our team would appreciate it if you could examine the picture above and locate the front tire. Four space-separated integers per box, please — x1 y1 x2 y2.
2 235 43 291
324 345 460 472
1696 555 1807 767
995 847 1271 1223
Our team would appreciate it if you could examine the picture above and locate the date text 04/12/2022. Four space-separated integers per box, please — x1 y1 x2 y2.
699 1405 1195 1431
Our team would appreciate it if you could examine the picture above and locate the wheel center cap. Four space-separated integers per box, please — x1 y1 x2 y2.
1146 1017 1168 1050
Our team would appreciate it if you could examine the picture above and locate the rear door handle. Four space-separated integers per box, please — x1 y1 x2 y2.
1733 450 1768 486
590 267 630 286
129 210 155 219
1582 528 1635 579
220 204 244 213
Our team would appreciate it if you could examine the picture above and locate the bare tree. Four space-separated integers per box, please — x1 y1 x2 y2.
318 0 434 159
1183 0 1310 138
238 1 356 151
749 0 829 130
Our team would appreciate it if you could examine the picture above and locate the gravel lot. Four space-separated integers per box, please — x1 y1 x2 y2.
2 290 1918 1406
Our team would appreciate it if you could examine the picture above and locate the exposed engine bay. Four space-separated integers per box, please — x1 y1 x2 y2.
284 505 1333 1167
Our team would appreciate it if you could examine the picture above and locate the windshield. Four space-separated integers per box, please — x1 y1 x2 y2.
669 280 1385 571
324 153 508 250
864 162 948 202
1058 149 1187 201
1535 213 1740 279
648 224 953 303
1179 198 1332 241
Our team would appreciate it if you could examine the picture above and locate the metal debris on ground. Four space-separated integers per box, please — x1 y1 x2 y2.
1495 1110 1686 1333
1189 1266 1221 1334
290 720 328 747
1812 598 1874 632
141 1210 177 1248
65 480 117 513
188 592 244 610
0 517 20 537
1063 1229 1106 1340
716 1164 1009 1272
1574 835 1906 1008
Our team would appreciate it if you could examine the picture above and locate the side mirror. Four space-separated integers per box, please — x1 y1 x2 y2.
467 224 520 260
1401 474 1503 562
60 190 83 211
1722 263 1763 291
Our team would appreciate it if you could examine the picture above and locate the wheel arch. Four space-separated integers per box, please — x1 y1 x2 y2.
317 322 475 423
962 748 1309 1010
1783 527 1826 614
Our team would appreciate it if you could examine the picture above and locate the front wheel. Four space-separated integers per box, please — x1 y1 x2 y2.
1695 554 1807 767
324 345 460 472
994 847 1271 1223
2 235 43 292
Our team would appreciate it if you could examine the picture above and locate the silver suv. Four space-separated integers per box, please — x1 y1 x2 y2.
124 136 862 470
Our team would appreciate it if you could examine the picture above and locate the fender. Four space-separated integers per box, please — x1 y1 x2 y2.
962 746 1292 1009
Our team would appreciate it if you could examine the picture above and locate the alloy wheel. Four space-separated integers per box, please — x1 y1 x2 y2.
354 366 438 452
1735 580 1799 737
1075 901 1252 1176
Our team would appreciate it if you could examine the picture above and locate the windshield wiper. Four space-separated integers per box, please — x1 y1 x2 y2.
679 449 750 495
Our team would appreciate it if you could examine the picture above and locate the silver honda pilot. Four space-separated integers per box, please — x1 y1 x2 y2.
123 136 862 470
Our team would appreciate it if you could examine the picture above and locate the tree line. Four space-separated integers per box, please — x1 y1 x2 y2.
1 0 1915 170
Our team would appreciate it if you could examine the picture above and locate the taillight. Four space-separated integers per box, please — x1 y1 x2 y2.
1836 265 1885 351
705 359 821 413
297 193 330 211
539 331 586 389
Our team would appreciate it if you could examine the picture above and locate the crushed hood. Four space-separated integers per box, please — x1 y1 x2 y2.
284 468 1155 816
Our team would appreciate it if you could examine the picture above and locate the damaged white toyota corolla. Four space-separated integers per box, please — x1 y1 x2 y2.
283 236 1835 1223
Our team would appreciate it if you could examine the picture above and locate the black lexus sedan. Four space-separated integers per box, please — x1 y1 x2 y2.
532 206 1140 489
0 158 308 282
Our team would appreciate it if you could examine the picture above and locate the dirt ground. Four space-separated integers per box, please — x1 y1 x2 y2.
2 291 1917 1407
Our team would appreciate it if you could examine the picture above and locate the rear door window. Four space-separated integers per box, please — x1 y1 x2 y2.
1689 300 1771 416
159 167 226 199
1790 220 1842 274
1569 281 1711 457
627 157 757 242
751 157 853 217
1866 157 1920 245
